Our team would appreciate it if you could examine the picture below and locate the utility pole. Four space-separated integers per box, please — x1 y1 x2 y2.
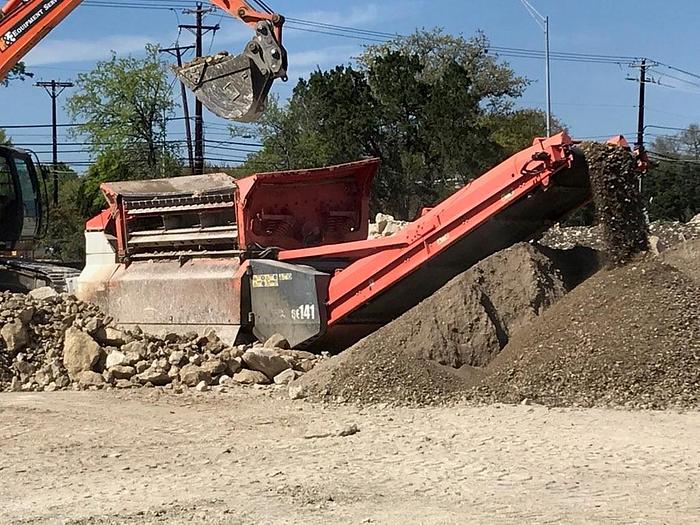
520 0 552 136
35 80 73 205
636 58 648 152
160 44 196 174
180 3 219 174
628 58 651 195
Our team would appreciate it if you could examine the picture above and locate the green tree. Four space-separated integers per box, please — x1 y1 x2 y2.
249 56 499 218
40 164 85 262
243 29 571 219
76 150 140 218
2 62 33 86
66 44 179 175
358 29 528 113
0 128 12 146
487 108 566 155
644 126 700 222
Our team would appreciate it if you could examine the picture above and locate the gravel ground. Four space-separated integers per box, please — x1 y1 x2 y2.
1 390 699 524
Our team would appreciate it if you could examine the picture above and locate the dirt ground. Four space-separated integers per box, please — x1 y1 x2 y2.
1 390 699 524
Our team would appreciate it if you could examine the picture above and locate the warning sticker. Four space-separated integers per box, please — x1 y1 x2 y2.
252 272 295 288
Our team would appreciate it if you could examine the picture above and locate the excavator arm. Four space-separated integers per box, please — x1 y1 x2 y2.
0 0 287 122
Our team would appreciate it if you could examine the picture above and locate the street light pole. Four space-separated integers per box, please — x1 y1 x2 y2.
520 0 552 136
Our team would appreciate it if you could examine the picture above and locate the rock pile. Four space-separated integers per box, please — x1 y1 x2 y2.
296 243 599 405
368 213 408 238
298 247 699 409
580 142 649 264
472 259 700 409
0 289 323 393
541 220 700 252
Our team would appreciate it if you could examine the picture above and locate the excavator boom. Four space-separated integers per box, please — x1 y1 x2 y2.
0 0 287 121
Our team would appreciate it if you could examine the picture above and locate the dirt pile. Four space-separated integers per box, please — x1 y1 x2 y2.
296 243 599 405
581 142 650 264
0 289 322 392
472 260 699 409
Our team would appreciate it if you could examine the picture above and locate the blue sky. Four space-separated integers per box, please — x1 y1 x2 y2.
4 0 700 170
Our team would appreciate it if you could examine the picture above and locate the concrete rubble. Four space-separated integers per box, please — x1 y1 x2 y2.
0 291 325 393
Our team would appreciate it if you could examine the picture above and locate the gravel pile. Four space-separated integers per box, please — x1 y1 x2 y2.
297 144 700 409
296 243 599 405
542 221 700 251
472 260 700 409
581 142 650 265
0 289 323 393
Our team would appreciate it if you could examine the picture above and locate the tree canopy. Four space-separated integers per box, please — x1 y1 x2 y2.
645 126 700 222
66 44 179 175
244 30 552 218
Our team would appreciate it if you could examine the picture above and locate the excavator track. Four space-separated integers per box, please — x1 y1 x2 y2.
0 257 81 293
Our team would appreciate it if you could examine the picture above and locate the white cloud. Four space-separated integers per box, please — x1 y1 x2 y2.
24 34 156 66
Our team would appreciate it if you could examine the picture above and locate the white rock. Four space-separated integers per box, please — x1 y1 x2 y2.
288 384 307 400
168 350 186 366
106 350 128 369
94 326 126 346
28 287 58 300
273 368 298 385
195 381 210 392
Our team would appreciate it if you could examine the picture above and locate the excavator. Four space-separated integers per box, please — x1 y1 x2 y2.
0 0 288 290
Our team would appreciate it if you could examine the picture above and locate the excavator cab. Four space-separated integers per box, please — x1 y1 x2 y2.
0 146 47 251
174 19 287 122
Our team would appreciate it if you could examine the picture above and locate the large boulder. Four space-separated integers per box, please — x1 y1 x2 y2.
134 367 171 386
201 358 226 376
1 319 29 352
28 287 57 300
233 369 270 385
242 348 290 380
77 371 106 388
179 364 211 387
109 365 136 380
62 328 104 380
264 333 290 350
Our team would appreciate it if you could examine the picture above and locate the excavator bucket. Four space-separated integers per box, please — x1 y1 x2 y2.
175 52 271 122
174 21 287 123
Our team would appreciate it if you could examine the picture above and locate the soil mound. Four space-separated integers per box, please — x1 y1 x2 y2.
297 243 599 405
472 260 700 409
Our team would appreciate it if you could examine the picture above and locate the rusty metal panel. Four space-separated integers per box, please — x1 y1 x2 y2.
93 258 242 340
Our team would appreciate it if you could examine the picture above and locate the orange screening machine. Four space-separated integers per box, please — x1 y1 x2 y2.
75 133 597 349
